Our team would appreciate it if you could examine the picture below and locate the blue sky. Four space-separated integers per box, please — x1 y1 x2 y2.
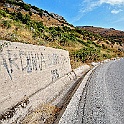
23 0 124 31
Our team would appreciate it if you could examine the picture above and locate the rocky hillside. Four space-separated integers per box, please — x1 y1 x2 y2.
0 0 72 27
0 0 124 68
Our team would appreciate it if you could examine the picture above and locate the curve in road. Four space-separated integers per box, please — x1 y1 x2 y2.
78 58 124 124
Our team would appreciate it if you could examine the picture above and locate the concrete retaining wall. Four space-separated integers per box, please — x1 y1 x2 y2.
0 41 72 123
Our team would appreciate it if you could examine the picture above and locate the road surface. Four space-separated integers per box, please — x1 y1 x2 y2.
77 59 124 124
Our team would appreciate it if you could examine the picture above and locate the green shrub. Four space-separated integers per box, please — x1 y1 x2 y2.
61 24 64 26
23 4 31 11
75 28 82 34
102 44 107 49
55 26 62 32
39 10 43 17
63 26 71 32
87 40 92 44
36 21 44 29
2 20 11 29
31 6 40 11
0 10 7 17
29 11 32 16
73 47 100 63
103 54 111 59
16 12 23 21
22 14 30 24
77 39 89 47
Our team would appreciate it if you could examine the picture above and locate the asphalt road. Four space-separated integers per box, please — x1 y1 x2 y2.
77 59 124 124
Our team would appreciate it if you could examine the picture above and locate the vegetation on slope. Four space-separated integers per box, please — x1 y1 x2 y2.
78 26 124 46
0 0 124 68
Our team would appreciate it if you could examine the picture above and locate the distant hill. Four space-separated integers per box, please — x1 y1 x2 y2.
0 0 124 68
77 26 124 46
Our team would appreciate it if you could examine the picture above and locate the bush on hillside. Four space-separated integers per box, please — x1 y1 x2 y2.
39 10 43 18
73 47 100 63
1 20 11 29
0 10 7 17
23 14 30 24
29 11 32 16
23 4 31 11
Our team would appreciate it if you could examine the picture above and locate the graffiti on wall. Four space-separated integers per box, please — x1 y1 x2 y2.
51 69 59 81
19 51 46 73
0 49 69 80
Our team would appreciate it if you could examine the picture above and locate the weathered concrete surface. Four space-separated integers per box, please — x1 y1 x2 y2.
0 40 71 123
58 58 124 124
0 41 90 124
51 65 90 106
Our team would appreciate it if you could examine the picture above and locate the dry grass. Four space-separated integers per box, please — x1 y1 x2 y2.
21 104 60 124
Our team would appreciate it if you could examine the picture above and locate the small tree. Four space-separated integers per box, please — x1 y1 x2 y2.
29 11 32 16
17 12 23 21
23 4 31 11
22 14 30 24
2 20 11 29
39 10 43 18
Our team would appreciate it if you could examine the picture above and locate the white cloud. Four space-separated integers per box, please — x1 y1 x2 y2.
100 0 124 5
82 0 124 12
80 1 100 13
73 0 124 22
73 1 101 21
111 9 123 14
